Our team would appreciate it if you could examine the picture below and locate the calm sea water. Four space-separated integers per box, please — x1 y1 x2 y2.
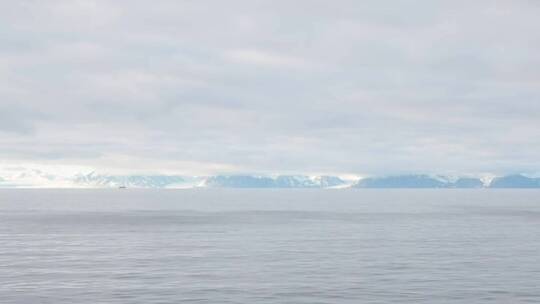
1 189 540 303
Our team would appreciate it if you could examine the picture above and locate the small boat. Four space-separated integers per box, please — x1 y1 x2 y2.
119 186 127 189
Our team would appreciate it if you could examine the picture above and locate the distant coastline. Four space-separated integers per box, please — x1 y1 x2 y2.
1 170 539 189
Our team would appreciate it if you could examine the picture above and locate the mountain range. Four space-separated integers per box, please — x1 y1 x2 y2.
0 169 539 189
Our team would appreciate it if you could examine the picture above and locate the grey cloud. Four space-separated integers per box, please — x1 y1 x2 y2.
0 0 539 175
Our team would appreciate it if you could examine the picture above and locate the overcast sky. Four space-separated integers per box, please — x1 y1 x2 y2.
1 0 539 176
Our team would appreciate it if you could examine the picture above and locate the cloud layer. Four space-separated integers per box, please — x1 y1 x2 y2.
1 0 539 175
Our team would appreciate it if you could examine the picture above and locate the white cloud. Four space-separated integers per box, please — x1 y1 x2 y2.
225 49 307 68
0 0 539 175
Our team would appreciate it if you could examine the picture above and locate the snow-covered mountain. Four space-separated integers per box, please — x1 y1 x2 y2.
0 169 350 189
72 172 205 189
0 168 538 189
203 175 348 188
489 174 540 188
312 175 350 188
353 175 485 188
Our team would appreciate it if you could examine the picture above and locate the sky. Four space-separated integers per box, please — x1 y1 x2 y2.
1 0 539 177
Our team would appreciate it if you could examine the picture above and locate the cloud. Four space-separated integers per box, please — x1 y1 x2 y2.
0 0 539 175
225 49 307 68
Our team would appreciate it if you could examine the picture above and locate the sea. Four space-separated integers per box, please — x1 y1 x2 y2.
1 189 539 303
